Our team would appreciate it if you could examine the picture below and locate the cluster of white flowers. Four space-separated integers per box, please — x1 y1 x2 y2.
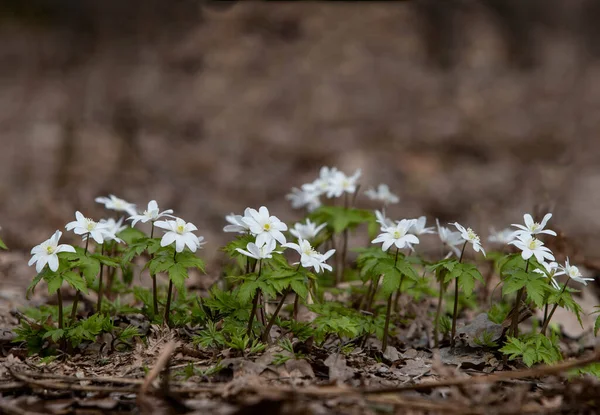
224 205 334 273
506 213 592 286
285 167 362 212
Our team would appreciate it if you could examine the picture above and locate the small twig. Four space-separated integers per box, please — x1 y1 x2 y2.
139 340 177 395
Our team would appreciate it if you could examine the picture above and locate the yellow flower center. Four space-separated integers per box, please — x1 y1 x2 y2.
466 228 479 242
393 230 401 239
531 222 540 231
569 266 580 278
85 219 96 231
177 224 185 234
46 245 55 254
527 238 540 250
264 223 271 231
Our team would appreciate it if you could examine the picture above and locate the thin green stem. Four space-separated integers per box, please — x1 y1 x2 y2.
382 248 400 351
262 288 290 342
150 222 158 315
510 260 530 338
433 277 444 348
163 250 177 327
450 241 468 348
540 277 571 336
96 243 105 314
246 259 263 337
57 288 64 329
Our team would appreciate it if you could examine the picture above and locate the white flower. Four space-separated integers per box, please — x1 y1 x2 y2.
28 230 76 273
154 217 204 253
450 222 486 257
436 219 464 257
372 219 420 252
375 210 394 228
512 213 557 238
509 234 554 263
304 166 339 196
128 200 174 227
97 218 127 243
95 195 137 217
326 169 361 198
242 206 287 247
290 219 327 240
223 209 251 233
236 239 277 260
283 238 335 273
534 261 563 290
364 184 399 205
66 211 109 244
488 227 516 245
409 216 435 235
286 186 321 212
560 257 594 286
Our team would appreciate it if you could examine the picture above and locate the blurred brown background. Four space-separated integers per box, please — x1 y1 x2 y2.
1 0 600 270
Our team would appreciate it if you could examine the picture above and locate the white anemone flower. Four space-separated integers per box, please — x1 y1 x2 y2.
326 169 361 198
29 230 76 273
436 219 464 257
236 238 277 260
364 184 399 205
97 218 127 243
450 222 486 257
242 206 287 247
128 200 174 227
285 185 321 211
95 194 137 217
290 219 327 240
66 211 109 244
223 208 252 233
304 166 339 196
375 210 394 228
509 234 554 264
560 257 594 286
534 261 563 290
512 213 557 238
372 219 419 252
488 227 516 245
284 238 335 273
409 216 435 235
154 217 204 253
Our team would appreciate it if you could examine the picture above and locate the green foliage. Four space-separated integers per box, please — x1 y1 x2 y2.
547 285 583 328
0 236 7 250
222 234 256 259
569 363 600 379
193 320 226 348
594 307 600 336
442 262 484 297
502 269 551 309
488 302 511 325
472 330 498 347
311 302 384 344
145 248 205 292
500 333 562 367
438 315 452 335
309 206 374 234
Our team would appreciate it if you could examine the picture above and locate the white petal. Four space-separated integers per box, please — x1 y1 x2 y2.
161 232 177 247
48 255 59 271
175 237 185 253
539 213 552 228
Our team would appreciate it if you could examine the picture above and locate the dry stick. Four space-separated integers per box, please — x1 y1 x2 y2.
246 259 263 337
450 242 468 348
509 260 530 338
139 340 177 395
163 250 177 327
71 234 90 325
96 243 105 314
540 277 571 336
262 288 291 342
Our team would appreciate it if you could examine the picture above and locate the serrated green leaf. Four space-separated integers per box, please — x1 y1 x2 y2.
595 315 600 337
63 271 88 294
502 270 529 295
27 271 46 298
290 279 308 300
90 253 120 268
0 237 7 250
309 206 374 234
175 251 206 272
525 276 551 309
167 262 188 292
45 272 63 293
43 328 65 342
117 227 147 245
381 271 401 298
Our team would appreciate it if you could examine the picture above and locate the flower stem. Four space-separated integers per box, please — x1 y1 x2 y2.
540 277 571 336
70 291 80 325
96 243 105 314
57 288 64 329
163 250 177 327
246 259 263 338
150 222 158 316
434 277 445 348
262 288 290 342
366 274 382 312
509 260 530 338
450 241 468 348
381 248 400 351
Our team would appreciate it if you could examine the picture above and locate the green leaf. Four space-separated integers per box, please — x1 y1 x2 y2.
45 272 63 293
595 315 600 337
309 206 374 234
168 262 188 292
117 227 148 245
0 237 7 250
237 278 259 304
90 253 120 268
175 251 206 272
27 271 46 298
43 328 65 342
63 271 88 294
290 279 308 300
222 234 256 258
502 270 529 295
